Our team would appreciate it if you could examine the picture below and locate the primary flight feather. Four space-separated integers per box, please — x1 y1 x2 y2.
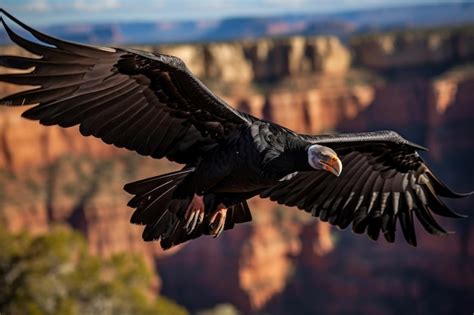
0 9 470 249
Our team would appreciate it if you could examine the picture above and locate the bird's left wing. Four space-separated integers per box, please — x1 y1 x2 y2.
0 10 252 165
261 130 471 246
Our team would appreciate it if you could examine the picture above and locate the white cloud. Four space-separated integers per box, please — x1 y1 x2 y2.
73 0 121 12
20 0 49 12
262 0 313 7
13 0 121 13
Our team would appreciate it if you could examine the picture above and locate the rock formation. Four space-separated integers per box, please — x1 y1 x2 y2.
0 26 473 314
351 26 474 71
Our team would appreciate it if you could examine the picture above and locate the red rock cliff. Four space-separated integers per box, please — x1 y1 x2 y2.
1 28 473 314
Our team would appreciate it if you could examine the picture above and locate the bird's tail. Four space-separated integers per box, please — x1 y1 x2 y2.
123 167 252 250
123 167 195 238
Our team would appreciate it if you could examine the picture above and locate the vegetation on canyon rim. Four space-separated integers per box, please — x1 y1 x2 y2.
0 226 189 315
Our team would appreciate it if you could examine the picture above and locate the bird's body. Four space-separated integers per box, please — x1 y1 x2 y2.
189 121 308 194
0 9 471 250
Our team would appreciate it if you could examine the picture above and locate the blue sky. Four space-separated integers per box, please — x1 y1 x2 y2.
1 0 471 26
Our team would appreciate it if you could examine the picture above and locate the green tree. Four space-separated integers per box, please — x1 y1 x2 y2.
0 226 188 315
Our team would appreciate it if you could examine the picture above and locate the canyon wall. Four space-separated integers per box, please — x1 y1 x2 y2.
1 27 473 314
351 26 474 71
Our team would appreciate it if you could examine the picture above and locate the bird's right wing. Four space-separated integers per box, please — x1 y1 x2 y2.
0 10 252 165
261 131 471 246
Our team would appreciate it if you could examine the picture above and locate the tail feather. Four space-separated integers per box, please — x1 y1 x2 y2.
160 201 252 249
134 184 179 224
225 203 251 230
125 168 194 225
160 219 205 250
127 179 175 208
225 206 236 230
124 168 194 194
124 168 253 250
142 210 175 242
233 201 252 224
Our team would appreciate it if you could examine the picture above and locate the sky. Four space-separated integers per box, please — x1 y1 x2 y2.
1 0 473 26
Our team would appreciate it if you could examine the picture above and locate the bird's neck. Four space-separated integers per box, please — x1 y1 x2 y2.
264 139 312 177
288 145 313 172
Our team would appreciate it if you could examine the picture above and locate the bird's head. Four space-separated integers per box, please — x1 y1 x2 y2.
307 144 342 177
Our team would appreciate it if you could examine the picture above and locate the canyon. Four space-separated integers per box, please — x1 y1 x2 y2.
0 26 473 314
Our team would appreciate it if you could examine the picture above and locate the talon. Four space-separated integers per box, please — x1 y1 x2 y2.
209 205 227 238
189 209 200 232
184 194 205 234
198 211 204 225
214 220 224 238
185 211 196 231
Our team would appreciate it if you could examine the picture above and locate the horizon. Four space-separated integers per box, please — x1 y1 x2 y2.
1 0 473 26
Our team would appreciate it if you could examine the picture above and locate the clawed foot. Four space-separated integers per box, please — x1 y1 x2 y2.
184 194 205 234
209 205 227 238
184 196 227 238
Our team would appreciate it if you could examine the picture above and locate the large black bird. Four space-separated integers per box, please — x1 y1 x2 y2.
0 10 470 249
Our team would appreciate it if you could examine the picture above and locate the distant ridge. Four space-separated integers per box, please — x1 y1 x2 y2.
1 2 474 45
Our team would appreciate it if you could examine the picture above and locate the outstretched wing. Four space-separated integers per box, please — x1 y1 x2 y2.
0 10 251 165
261 131 471 246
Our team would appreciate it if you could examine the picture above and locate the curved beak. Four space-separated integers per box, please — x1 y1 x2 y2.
320 154 342 177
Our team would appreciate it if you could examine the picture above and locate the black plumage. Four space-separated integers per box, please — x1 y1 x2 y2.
0 9 471 249
260 134 470 246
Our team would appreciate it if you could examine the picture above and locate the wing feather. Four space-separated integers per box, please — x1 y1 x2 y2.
0 11 252 165
261 131 470 246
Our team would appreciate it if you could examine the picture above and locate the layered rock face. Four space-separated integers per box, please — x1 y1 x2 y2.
1 27 473 314
351 26 474 71
158 35 351 83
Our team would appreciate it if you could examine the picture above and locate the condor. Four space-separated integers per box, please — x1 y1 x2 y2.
0 9 470 250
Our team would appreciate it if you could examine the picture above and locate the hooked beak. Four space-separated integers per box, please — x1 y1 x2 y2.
320 154 342 177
